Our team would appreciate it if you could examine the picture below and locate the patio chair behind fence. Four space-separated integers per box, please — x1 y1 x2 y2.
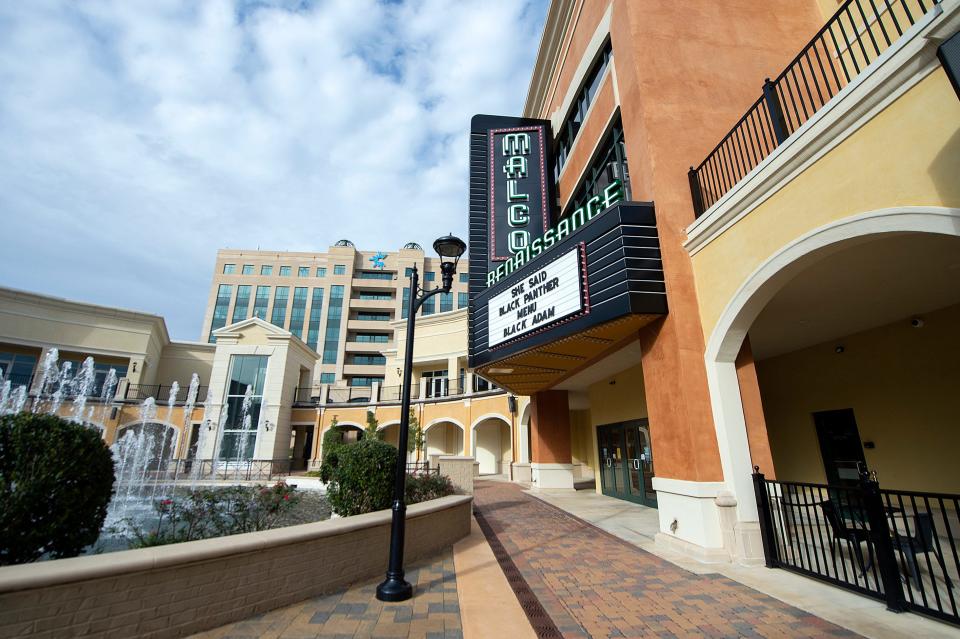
753 468 959 626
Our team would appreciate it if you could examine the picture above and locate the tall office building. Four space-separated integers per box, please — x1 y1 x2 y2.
201 241 471 389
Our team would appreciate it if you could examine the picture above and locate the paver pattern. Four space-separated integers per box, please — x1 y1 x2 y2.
473 481 861 639
190 548 462 639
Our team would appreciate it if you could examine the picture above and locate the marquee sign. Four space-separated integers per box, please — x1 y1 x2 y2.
487 245 586 348
488 126 551 262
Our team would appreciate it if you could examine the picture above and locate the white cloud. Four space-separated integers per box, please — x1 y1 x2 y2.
0 0 547 339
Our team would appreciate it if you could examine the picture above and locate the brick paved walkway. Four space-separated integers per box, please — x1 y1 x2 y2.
190 548 461 639
473 481 860 639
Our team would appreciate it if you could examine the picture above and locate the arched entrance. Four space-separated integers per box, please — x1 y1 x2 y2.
424 419 464 464
471 414 512 475
705 208 960 523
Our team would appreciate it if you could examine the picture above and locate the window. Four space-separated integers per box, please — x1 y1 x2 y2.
563 118 630 218
242 264 254 275
306 288 324 351
439 292 453 313
222 264 236 274
253 286 270 320
353 333 389 343
473 375 496 392
404 267 413 277
357 312 390 321
458 292 468 309
358 292 391 300
357 271 393 280
316 267 327 277
261 265 273 276
459 273 469 283
349 376 383 387
553 40 612 181
54 358 128 397
323 285 345 364
320 373 335 384
422 369 449 398
279 266 291 277
288 287 308 339
0 352 37 388
422 296 435 315
271 286 289 327
232 285 251 323
298 267 309 278
424 271 435 282
208 284 232 342
351 355 386 366
401 287 410 319
220 355 268 460
333 264 346 275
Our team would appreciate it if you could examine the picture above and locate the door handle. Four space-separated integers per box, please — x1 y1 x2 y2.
605 458 612 468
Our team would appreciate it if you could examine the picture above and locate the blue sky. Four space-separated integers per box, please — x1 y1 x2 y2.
0 0 548 339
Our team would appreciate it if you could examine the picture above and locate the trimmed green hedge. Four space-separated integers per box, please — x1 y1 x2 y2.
326 438 397 516
0 413 116 565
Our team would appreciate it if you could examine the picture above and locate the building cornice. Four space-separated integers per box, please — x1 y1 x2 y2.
0 286 171 346
524 0 577 118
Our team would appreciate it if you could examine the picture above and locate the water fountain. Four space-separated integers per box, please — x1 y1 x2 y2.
0 348 271 550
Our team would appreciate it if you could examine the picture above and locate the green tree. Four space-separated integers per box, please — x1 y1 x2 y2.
407 408 424 460
0 413 116 565
365 410 383 441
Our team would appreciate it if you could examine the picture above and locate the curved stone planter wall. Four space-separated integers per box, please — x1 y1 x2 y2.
0 494 472 638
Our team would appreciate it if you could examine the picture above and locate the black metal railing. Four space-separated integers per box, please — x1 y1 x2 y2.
1 373 34 389
124 384 209 403
754 468 959 626
406 461 439 476
326 386 373 404
293 386 318 405
125 458 293 482
690 0 941 217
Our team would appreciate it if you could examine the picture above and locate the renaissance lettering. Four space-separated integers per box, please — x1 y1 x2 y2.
487 179 623 287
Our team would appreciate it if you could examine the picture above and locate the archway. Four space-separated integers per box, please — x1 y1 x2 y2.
424 418 465 463
705 208 960 522
471 414 512 475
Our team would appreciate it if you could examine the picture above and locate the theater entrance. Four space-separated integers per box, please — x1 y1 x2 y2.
597 420 656 507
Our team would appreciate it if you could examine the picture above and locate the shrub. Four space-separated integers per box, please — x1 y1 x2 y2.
127 481 301 548
405 473 455 504
326 438 397 516
318 425 348 483
0 413 115 565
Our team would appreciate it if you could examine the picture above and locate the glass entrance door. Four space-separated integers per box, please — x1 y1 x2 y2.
597 420 656 507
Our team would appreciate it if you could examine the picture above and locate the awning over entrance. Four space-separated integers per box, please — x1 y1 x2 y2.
469 203 667 394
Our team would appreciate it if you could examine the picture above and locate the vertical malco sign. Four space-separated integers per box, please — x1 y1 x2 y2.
488 126 550 262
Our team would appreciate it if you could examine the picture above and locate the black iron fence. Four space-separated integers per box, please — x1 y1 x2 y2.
690 0 941 217
124 384 209 403
126 458 293 482
293 386 318 405
754 468 959 626
326 386 373 404
406 461 439 476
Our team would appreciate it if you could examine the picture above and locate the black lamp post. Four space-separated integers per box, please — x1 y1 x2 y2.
376 233 467 602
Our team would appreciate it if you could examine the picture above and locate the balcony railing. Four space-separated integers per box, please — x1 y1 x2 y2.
689 0 941 217
293 387 318 405
124 384 209 403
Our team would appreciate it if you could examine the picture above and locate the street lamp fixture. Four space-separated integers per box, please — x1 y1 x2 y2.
376 233 466 602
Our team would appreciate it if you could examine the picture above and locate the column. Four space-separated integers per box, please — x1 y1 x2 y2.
529 390 574 489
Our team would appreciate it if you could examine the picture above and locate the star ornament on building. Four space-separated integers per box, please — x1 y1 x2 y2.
370 252 387 270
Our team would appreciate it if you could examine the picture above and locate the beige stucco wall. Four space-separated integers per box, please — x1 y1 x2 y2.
758 303 960 493
691 68 960 342
154 342 215 391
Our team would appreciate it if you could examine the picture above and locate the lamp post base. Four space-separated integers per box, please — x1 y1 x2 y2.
376 575 413 602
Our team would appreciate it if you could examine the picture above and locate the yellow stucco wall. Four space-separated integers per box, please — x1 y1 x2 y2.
758 303 960 493
692 68 960 341
587 363 649 426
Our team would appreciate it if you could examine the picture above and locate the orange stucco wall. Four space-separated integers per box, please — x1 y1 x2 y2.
532 0 824 483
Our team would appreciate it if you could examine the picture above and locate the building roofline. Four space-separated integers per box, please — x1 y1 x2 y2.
0 286 171 345
523 0 576 118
